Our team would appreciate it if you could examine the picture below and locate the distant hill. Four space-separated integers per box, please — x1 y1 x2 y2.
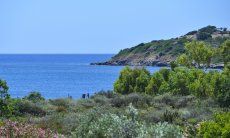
92 25 230 66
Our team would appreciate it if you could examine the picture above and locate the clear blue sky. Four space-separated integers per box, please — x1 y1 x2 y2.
0 0 229 54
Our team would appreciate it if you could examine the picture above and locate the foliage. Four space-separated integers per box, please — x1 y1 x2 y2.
219 39 230 66
71 103 184 138
168 68 191 95
162 109 180 123
0 120 63 138
114 64 229 108
198 25 217 34
170 61 178 71
198 112 230 138
114 67 150 94
148 122 183 138
23 91 45 103
176 53 191 67
178 41 214 68
215 67 230 107
110 26 229 66
0 37 230 137
14 100 46 116
145 72 165 95
0 79 13 117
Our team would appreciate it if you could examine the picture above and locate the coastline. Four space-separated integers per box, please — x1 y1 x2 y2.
90 61 225 69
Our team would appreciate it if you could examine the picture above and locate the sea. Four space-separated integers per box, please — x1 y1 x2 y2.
0 54 162 99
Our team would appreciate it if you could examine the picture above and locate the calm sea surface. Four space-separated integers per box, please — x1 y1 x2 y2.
0 54 162 99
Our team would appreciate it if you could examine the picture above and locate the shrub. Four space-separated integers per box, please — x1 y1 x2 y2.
49 99 70 108
114 67 150 94
219 39 230 66
23 92 45 103
0 79 13 117
0 120 63 138
198 112 230 138
154 93 175 106
148 122 183 138
145 72 165 95
71 104 148 138
71 113 148 138
14 100 46 116
111 96 127 107
92 95 110 105
162 109 180 123
56 106 67 113
216 67 230 107
92 90 117 99
37 113 65 133
111 93 152 108
168 68 192 95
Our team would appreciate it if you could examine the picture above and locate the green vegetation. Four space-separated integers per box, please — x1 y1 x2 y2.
219 39 230 66
177 41 214 68
0 79 13 117
105 26 230 66
23 91 45 103
0 40 230 137
114 67 150 94
114 65 230 107
198 112 230 138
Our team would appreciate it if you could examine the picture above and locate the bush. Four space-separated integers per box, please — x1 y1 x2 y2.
148 122 183 138
168 68 191 95
14 100 46 116
114 67 150 94
49 99 70 107
198 112 230 138
111 93 152 108
145 72 165 95
0 120 62 138
92 90 117 99
71 113 148 138
23 92 45 103
92 95 110 105
162 109 180 123
216 68 230 107
0 79 13 117
71 104 148 138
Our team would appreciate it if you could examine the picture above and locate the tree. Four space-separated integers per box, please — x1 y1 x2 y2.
198 112 230 138
114 67 150 94
219 39 230 66
0 79 13 117
181 41 214 68
170 61 178 71
177 54 192 68
215 67 230 107
145 72 164 95
0 79 9 99
168 68 191 95
114 66 133 94
134 71 150 93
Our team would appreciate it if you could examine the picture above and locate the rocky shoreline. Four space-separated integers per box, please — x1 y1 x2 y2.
90 61 224 69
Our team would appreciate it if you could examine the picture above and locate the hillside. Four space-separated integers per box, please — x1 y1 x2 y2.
92 26 230 66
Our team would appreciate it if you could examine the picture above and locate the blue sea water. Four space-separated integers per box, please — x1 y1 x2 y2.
0 54 162 99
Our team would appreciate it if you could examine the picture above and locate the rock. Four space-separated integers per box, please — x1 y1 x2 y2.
156 62 169 67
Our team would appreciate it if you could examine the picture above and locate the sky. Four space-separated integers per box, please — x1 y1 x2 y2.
0 0 229 54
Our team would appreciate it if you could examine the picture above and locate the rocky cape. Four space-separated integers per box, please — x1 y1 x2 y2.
91 26 229 69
